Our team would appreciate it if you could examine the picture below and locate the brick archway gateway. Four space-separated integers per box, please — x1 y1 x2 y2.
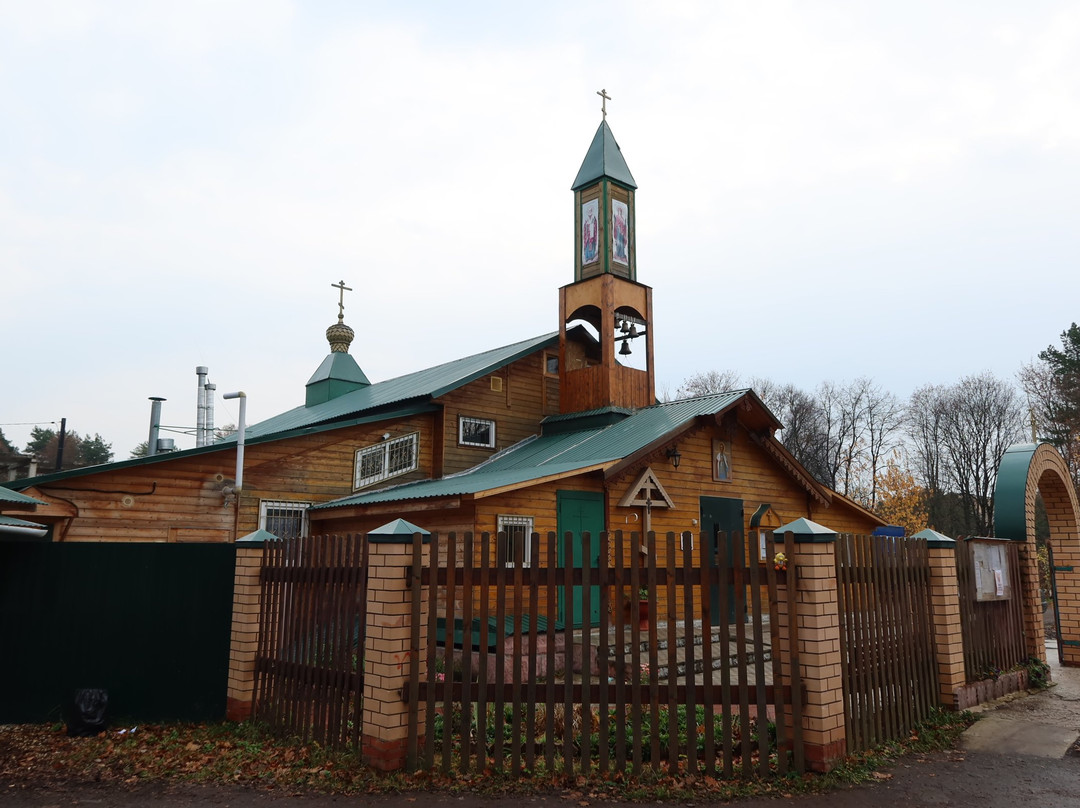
994 442 1080 666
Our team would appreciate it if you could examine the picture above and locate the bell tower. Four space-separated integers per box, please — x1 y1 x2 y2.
559 93 655 413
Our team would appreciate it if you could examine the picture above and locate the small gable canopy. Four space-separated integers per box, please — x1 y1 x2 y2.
0 487 47 510
617 467 674 509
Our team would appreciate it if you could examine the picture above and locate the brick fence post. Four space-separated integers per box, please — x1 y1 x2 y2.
774 518 846 773
226 529 276 722
914 529 966 708
362 519 430 771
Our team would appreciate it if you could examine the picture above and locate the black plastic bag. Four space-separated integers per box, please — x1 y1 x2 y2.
65 688 108 737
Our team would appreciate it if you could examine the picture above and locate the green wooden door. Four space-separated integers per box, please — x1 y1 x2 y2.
557 490 604 628
700 496 744 625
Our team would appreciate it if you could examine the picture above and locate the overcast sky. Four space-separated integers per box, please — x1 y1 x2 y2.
3 1 1079 460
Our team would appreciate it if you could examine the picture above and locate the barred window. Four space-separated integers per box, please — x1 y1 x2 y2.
259 500 310 540
459 416 495 448
498 515 534 568
354 433 418 489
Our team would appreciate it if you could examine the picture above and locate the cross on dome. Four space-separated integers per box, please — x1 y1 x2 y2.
331 279 353 323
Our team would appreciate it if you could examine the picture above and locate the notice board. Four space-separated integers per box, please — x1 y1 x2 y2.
971 538 1012 602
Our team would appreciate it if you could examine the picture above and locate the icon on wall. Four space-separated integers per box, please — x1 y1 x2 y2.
612 200 629 265
582 199 599 265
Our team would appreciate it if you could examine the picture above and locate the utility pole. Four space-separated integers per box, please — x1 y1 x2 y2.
54 417 67 472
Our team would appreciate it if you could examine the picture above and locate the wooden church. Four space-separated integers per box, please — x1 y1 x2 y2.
1 113 883 621
307 116 884 625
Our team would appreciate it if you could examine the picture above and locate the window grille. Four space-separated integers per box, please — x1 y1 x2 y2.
354 433 418 489
498 515 534 567
259 500 310 540
459 416 495 448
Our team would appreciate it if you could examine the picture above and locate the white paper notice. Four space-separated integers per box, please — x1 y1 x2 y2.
994 568 1004 597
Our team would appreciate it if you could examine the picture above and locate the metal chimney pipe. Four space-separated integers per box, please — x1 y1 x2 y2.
222 391 246 494
148 397 166 457
196 366 208 447
205 383 216 443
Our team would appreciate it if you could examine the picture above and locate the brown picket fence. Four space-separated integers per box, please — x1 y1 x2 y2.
252 533 370 749
835 534 938 754
403 529 805 778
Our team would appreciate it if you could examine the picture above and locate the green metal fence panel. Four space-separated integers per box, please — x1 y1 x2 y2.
0 541 236 723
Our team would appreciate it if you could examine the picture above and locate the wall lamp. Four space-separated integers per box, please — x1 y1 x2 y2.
666 446 682 469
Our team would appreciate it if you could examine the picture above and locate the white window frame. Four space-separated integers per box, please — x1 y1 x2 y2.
498 514 534 568
459 415 496 448
259 499 311 540
354 432 419 489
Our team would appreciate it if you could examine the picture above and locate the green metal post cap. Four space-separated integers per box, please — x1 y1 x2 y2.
911 528 956 548
772 517 837 543
368 518 431 544
236 528 280 544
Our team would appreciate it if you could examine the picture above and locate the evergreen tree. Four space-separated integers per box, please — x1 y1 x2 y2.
1036 323 1080 485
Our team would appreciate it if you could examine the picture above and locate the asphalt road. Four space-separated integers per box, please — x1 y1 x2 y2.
1 748 1077 808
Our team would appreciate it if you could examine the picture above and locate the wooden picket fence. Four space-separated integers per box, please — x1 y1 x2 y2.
403 529 805 777
956 539 1026 681
252 533 370 749
835 534 938 754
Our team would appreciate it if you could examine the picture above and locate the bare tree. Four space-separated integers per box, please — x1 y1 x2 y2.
674 370 743 399
906 384 949 529
937 372 1027 536
862 382 903 508
752 379 830 484
816 379 871 497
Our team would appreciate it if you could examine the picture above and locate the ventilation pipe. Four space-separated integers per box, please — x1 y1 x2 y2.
205 383 216 443
222 391 246 496
196 366 209 447
147 397 166 457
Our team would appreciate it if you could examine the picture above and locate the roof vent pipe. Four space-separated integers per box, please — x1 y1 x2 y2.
222 391 246 496
147 397 166 457
196 366 209 447
205 383 216 443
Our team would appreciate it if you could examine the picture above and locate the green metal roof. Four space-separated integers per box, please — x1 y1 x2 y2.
571 121 638 191
1 334 557 493
0 487 46 506
307 352 371 388
993 442 1040 541
313 390 753 510
246 332 558 440
0 515 47 528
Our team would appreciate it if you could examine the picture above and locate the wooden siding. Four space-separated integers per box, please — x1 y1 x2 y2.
26 413 439 543
24 455 239 542
436 351 553 476
237 413 437 533
324 420 882 621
